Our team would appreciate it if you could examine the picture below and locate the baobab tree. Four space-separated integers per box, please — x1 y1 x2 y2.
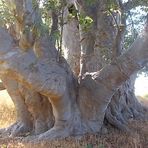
0 0 148 140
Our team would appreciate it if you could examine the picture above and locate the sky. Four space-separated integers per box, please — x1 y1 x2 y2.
135 74 148 96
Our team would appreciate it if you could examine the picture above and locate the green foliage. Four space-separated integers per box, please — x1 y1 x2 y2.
124 6 147 49
123 6 148 75
105 0 120 24
42 0 59 11
53 30 60 41
40 0 65 34
98 144 105 148
0 0 15 27
107 0 119 11
79 14 93 31
36 23 49 37
67 4 94 31
86 143 105 148
124 32 138 49
68 5 78 19
32 0 61 38
132 0 148 7
85 0 97 6
86 144 93 148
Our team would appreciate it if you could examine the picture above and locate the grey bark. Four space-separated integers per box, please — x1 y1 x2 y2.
0 0 147 141
65 0 146 132
0 19 148 140
63 7 81 76
0 0 54 137
0 59 54 138
0 27 78 139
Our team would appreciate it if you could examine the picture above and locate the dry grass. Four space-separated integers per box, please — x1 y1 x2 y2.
0 90 16 128
0 91 148 148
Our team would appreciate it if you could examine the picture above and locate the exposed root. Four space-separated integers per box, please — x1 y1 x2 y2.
10 122 32 137
0 122 19 137
105 107 129 132
36 126 71 141
0 122 33 138
22 125 72 143
105 79 147 132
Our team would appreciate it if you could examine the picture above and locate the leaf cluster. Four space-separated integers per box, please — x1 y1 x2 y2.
0 0 15 27
78 15 93 31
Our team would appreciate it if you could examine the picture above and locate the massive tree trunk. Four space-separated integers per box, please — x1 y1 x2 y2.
64 0 145 132
0 0 148 141
0 35 54 138
0 0 54 137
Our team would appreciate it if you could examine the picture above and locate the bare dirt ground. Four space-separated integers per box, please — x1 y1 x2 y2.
0 91 148 148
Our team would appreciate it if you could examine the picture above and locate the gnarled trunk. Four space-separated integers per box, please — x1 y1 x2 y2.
0 17 148 139
0 0 148 141
63 0 146 132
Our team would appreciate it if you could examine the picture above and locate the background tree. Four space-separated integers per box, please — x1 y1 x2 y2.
0 0 148 140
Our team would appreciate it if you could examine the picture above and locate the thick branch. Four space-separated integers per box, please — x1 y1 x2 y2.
78 25 148 130
63 7 81 76
49 11 58 46
89 23 148 99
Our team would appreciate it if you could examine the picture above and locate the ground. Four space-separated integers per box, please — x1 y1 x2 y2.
0 90 148 148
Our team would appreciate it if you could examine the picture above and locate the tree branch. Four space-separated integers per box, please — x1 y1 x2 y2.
96 23 148 91
49 11 59 46
80 21 148 105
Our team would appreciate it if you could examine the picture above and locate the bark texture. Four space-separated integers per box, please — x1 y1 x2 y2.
0 21 148 139
0 0 148 141
0 27 79 139
69 0 145 132
0 30 54 137
63 7 81 76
